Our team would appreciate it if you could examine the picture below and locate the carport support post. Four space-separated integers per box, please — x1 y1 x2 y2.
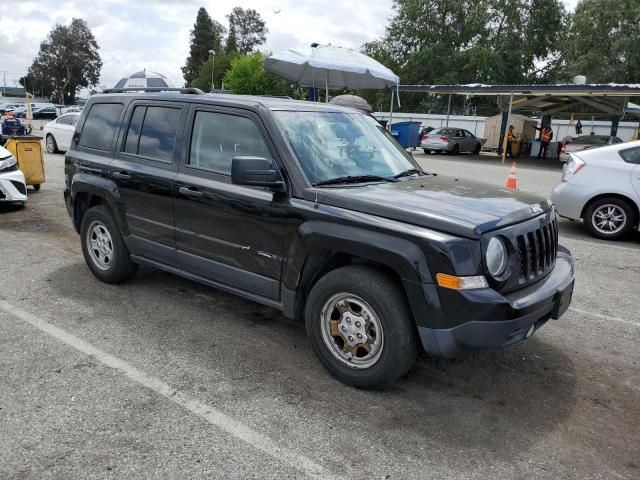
610 116 620 137
388 89 394 130
445 94 452 127
501 92 514 164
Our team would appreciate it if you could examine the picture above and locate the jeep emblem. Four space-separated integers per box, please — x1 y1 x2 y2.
530 204 543 214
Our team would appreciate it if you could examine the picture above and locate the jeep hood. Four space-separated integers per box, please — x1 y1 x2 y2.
305 175 551 239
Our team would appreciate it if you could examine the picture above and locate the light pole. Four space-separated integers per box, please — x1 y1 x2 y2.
208 49 216 92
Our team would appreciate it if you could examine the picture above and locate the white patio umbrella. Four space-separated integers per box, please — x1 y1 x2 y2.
264 44 400 113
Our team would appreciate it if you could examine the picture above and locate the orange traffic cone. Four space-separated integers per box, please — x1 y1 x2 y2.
505 162 518 189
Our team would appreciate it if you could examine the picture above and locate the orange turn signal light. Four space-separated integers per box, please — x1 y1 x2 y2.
436 273 488 290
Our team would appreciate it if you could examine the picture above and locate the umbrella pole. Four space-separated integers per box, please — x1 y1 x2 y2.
389 90 394 130
325 76 329 103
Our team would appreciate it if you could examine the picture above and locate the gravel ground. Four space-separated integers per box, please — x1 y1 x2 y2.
0 150 638 479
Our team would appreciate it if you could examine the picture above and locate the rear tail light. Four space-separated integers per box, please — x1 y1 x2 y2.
561 156 585 182
440 136 449 142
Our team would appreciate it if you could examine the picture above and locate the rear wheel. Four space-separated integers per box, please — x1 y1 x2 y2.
423 148 431 154
305 266 418 390
45 134 58 154
80 205 137 283
584 197 635 240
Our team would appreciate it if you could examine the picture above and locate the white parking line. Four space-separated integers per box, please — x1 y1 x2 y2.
0 300 335 480
568 307 639 328
559 236 640 253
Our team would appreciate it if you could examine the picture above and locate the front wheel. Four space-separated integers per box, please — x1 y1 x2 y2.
305 266 418 390
447 144 459 155
473 143 481 155
80 205 137 283
584 198 635 240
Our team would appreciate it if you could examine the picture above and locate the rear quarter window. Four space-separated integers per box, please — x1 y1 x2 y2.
79 103 124 151
620 147 640 164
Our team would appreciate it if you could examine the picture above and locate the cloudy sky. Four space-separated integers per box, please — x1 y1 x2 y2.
0 0 580 92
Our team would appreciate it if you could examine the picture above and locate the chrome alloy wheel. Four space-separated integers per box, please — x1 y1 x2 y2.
591 204 627 235
320 293 384 369
86 220 114 270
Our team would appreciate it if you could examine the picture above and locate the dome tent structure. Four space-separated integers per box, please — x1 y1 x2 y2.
114 69 174 89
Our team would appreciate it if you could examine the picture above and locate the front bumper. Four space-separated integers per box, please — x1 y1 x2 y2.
417 247 575 358
0 169 27 203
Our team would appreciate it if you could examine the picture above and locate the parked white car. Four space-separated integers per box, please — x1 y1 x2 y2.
0 144 27 204
551 141 640 240
43 113 81 153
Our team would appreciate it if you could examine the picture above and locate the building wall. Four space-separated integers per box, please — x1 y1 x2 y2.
375 112 640 142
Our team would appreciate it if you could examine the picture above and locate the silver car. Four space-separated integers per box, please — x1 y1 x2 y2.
551 141 640 240
420 127 482 155
560 135 624 162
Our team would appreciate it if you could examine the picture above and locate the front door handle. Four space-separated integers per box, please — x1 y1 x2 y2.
179 186 204 198
112 171 131 180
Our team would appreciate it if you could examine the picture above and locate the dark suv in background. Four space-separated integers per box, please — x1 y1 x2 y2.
64 88 575 389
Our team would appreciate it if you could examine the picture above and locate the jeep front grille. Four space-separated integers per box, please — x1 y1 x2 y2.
516 218 557 283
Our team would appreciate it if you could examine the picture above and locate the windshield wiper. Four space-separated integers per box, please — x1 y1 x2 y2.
393 168 426 179
315 175 397 186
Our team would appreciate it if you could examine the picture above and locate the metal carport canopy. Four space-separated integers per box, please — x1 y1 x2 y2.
397 84 640 118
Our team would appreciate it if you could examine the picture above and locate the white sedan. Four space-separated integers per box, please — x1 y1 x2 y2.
551 141 640 240
43 113 80 153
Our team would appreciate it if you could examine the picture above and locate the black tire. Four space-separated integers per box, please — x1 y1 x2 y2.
304 265 418 390
584 197 636 240
45 134 58 154
33 184 41 191
473 143 481 155
80 205 137 283
447 144 459 155
423 148 431 154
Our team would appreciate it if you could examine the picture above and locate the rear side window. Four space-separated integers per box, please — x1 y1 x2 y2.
620 147 640 164
79 103 124 151
123 105 181 162
188 111 271 174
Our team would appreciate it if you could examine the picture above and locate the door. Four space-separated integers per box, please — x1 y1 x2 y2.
462 129 477 152
174 106 286 300
109 102 185 266
619 147 640 199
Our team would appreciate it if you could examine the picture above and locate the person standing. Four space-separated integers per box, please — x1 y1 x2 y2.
506 125 516 157
534 125 553 158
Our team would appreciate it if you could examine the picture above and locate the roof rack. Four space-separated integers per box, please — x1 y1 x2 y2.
101 87 205 95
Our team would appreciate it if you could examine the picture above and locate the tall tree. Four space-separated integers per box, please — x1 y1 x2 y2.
182 7 226 85
26 18 101 104
560 0 640 83
191 51 236 91
226 7 267 54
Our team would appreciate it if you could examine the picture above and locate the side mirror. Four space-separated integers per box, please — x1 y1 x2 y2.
231 156 285 191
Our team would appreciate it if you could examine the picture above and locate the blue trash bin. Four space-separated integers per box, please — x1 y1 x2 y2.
390 121 422 148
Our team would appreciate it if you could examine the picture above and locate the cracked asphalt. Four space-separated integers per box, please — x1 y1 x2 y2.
0 150 638 479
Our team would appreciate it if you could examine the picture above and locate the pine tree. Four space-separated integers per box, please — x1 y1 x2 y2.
182 7 226 85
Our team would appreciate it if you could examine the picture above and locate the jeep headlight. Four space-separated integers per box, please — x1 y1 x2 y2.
0 155 17 172
486 237 508 278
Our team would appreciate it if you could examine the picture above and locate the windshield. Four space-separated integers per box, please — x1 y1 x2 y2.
273 110 419 185
573 135 610 145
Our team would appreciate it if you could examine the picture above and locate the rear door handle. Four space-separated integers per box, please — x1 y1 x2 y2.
112 171 131 180
179 186 204 198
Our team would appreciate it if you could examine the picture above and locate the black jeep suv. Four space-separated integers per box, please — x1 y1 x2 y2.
64 88 575 389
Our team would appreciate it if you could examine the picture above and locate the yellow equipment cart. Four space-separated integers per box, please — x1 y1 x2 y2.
4 136 45 190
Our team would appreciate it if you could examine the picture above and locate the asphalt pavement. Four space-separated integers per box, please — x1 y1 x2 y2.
0 150 638 479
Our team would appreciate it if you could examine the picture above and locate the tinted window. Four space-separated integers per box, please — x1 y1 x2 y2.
189 111 271 174
620 147 640 164
79 103 124 151
123 106 181 162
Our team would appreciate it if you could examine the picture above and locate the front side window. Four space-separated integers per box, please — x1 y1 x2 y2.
79 103 124 151
123 105 181 162
189 111 271 174
274 110 418 185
